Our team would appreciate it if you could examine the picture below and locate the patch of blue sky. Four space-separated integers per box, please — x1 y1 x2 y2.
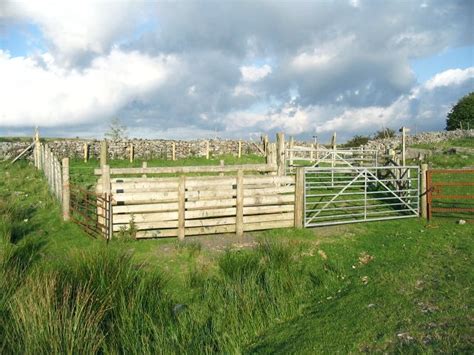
410 45 474 83
0 23 46 57
116 15 160 47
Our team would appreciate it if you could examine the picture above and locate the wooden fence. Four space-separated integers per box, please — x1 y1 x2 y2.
96 164 301 239
35 143 63 202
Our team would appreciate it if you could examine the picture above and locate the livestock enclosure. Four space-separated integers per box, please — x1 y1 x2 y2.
26 130 472 241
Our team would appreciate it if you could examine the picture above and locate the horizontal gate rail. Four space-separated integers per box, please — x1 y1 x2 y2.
304 166 419 227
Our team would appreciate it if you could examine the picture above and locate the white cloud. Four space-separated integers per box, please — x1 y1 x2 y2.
424 67 474 90
3 0 149 65
240 64 272 82
0 49 178 127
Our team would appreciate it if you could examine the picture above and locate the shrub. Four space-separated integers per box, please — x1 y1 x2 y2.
344 135 370 147
373 128 396 140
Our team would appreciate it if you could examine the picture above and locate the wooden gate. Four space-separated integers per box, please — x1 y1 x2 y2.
426 169 474 222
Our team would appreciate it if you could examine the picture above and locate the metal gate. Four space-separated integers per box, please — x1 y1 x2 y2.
286 147 379 174
70 184 112 239
304 166 419 227
427 169 474 222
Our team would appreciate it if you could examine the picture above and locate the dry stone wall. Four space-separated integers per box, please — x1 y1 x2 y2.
2 130 472 161
362 129 474 151
0 138 263 161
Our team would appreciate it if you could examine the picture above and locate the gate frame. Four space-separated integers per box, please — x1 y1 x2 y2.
303 165 420 228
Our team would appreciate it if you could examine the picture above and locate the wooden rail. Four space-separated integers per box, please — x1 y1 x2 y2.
94 163 277 176
98 172 301 239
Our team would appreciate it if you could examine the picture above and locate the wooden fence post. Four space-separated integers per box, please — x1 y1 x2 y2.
142 161 147 178
238 140 242 158
55 156 62 201
34 129 40 168
331 132 337 168
62 158 70 221
289 136 294 172
178 175 186 240
420 163 428 219
219 160 225 176
39 143 43 170
129 143 134 163
84 143 89 163
400 127 410 166
172 142 176 161
100 140 107 167
294 168 304 228
262 134 269 154
236 169 244 237
276 132 285 176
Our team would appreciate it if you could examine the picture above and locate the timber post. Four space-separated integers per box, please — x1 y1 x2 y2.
294 167 304 228
236 169 244 237
420 163 428 219
62 157 70 221
142 161 147 178
289 136 294 173
100 140 107 167
178 175 186 240
129 143 134 163
276 132 285 176
83 143 89 163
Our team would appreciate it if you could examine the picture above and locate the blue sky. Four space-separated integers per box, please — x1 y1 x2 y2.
411 45 474 83
0 0 473 141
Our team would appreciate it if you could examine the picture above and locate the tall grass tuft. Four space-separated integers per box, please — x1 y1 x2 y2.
1 239 315 353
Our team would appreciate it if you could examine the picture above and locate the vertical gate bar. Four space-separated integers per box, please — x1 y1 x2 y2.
303 168 307 227
427 170 432 221
364 169 367 220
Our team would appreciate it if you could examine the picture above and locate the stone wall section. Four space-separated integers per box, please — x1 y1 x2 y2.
0 138 263 161
1 130 472 161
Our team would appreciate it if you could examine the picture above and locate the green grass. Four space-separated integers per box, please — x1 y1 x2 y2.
1 152 473 353
410 137 474 150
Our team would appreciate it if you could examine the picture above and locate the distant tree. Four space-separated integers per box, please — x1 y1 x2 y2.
343 135 370 147
373 128 396 140
105 118 128 140
446 92 474 131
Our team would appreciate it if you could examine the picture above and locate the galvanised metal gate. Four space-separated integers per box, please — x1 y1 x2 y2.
286 147 379 174
304 166 419 227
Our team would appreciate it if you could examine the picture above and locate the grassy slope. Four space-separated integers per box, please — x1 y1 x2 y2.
1 151 473 353
250 221 473 353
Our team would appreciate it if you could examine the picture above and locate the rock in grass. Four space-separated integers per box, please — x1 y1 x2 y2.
173 304 188 317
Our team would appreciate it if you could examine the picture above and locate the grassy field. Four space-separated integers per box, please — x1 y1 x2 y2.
410 137 474 150
1 152 473 353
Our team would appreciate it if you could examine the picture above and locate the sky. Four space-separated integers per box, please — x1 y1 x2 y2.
0 0 473 142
